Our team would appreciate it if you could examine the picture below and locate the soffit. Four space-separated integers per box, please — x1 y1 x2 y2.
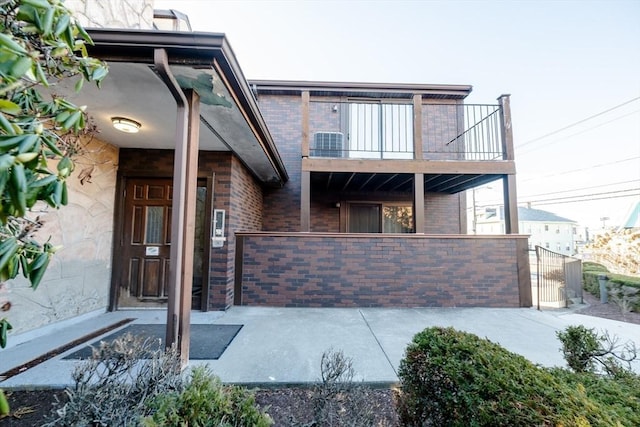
59 29 287 186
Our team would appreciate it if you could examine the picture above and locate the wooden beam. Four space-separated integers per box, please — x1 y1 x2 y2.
503 174 519 234
302 91 310 158
303 157 516 175
414 173 425 234
413 94 423 160
177 89 200 364
301 170 310 231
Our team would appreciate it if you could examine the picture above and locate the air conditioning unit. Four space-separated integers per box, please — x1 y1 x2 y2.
311 132 344 158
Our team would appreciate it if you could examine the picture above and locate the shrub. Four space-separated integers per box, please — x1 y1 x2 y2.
557 325 638 376
142 366 272 427
395 327 622 426
582 262 609 297
306 349 377 427
45 333 184 426
550 368 640 426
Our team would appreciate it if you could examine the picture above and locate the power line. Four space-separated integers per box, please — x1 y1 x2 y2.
519 179 640 199
475 191 640 209
517 109 640 155
529 192 640 207
521 188 639 204
515 96 640 149
520 156 640 182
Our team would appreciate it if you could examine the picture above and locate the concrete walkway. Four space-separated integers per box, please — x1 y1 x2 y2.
1 306 639 389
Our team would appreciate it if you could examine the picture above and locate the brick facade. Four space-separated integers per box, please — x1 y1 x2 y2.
258 95 302 232
117 148 263 311
238 233 527 308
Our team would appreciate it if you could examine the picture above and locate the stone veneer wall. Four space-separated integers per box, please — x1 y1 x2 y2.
65 0 154 29
6 138 118 336
238 233 527 308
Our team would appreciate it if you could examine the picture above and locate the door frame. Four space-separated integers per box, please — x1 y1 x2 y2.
109 172 214 312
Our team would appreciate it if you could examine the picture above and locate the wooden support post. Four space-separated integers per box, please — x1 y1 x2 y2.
154 49 187 358
301 170 310 232
413 94 423 160
177 89 200 365
414 173 425 233
503 174 519 234
302 91 310 158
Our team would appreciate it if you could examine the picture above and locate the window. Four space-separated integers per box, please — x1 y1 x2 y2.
544 225 549 231
348 103 413 159
545 242 549 249
555 227 560 234
348 203 413 233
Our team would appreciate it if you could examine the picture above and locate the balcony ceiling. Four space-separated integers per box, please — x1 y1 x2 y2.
310 171 502 194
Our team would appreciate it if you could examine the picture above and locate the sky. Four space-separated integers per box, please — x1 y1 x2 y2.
155 0 640 231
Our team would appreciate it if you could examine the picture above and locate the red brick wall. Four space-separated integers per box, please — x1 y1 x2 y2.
238 233 528 308
424 192 465 234
257 95 302 231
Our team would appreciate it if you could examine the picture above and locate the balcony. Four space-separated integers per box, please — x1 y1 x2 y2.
308 101 505 161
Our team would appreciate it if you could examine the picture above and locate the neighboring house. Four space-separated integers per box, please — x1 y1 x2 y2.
5 3 531 342
476 206 578 255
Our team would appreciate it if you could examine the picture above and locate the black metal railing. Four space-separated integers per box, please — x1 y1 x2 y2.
535 246 583 309
308 101 505 160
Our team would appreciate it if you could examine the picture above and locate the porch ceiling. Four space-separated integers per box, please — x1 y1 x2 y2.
55 29 288 186
310 171 502 194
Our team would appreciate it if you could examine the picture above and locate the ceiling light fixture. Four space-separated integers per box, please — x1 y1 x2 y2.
111 117 141 133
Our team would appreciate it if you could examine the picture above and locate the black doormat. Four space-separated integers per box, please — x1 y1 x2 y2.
64 324 243 360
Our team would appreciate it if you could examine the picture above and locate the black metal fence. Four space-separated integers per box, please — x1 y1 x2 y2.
535 246 583 309
308 101 505 160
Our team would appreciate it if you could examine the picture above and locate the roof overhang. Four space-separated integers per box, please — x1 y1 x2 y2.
250 79 473 100
65 29 288 186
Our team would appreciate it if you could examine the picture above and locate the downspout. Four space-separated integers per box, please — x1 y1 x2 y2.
154 48 188 359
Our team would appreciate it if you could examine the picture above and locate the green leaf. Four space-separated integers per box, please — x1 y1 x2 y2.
29 255 50 289
0 113 16 136
74 77 83 92
0 237 18 273
42 6 55 36
54 14 70 37
22 0 51 10
8 56 33 78
0 100 21 115
0 33 27 55
0 319 12 349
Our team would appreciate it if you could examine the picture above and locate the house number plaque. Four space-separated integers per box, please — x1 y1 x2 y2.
145 246 160 256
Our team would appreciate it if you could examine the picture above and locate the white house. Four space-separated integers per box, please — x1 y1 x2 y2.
476 206 578 256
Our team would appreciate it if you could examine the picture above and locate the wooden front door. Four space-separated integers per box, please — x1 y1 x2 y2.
117 178 210 309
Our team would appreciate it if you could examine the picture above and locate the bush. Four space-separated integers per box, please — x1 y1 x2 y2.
306 349 377 426
582 262 609 273
395 327 624 426
551 368 640 426
142 366 272 427
45 333 184 426
557 325 638 376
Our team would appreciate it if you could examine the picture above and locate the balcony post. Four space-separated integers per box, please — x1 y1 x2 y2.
413 94 423 160
498 94 514 161
498 95 519 234
414 173 425 233
302 91 310 158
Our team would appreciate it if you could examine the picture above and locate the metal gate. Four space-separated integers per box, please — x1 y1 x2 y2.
535 246 583 309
